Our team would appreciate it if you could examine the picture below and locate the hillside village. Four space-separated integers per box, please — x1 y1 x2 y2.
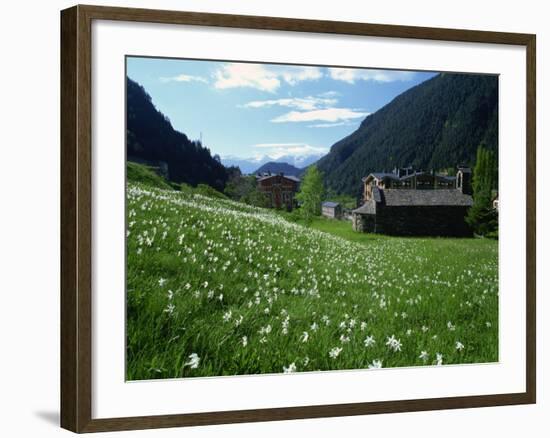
250 163 498 237
127 71 498 239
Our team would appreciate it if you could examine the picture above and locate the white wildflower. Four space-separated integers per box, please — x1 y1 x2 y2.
340 334 350 343
184 353 200 369
222 310 232 322
364 335 376 347
385 335 402 352
329 347 343 359
368 359 383 369
419 351 429 362
455 341 465 351
283 362 297 373
259 324 272 335
301 331 309 343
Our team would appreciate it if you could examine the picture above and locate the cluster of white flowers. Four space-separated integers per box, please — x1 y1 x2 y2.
127 183 498 376
385 335 402 352
329 347 343 359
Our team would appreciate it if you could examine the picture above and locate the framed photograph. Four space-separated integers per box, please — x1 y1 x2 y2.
60 4 536 433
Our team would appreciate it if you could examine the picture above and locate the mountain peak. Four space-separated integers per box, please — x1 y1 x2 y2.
253 161 302 176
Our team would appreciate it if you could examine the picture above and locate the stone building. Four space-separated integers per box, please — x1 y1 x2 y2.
322 201 342 219
352 167 474 236
256 173 300 210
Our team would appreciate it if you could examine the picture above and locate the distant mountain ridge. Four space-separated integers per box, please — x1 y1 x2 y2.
253 161 302 176
316 73 498 196
221 153 324 174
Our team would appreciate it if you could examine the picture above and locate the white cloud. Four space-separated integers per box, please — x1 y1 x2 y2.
271 108 369 123
251 143 328 160
213 63 322 92
278 66 323 85
160 73 208 83
214 64 280 92
243 96 337 111
328 68 415 84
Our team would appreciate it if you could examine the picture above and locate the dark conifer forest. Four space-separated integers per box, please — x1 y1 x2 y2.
315 73 498 195
126 77 228 191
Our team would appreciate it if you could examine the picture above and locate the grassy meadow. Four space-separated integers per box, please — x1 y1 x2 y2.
126 164 498 380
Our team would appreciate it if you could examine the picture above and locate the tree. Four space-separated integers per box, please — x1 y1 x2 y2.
296 165 325 222
224 174 269 208
466 145 498 236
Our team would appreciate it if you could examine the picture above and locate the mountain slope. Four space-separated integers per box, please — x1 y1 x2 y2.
253 161 302 176
126 77 228 191
222 153 324 175
316 73 498 195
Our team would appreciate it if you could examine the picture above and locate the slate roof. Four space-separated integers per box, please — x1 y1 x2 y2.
322 201 340 208
364 171 459 183
257 174 300 183
370 172 401 181
388 171 457 182
379 189 473 207
352 201 376 215
353 188 473 214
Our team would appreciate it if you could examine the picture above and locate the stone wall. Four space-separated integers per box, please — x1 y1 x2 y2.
352 213 376 232
375 205 472 237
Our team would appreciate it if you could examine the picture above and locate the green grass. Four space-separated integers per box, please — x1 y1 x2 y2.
126 182 498 380
127 161 173 190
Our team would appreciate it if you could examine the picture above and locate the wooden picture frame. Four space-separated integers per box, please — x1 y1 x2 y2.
60 4 536 433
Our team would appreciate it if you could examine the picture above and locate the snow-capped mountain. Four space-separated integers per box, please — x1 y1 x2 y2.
221 153 325 174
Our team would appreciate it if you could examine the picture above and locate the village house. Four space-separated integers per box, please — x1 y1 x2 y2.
256 172 300 210
322 201 342 219
352 166 474 236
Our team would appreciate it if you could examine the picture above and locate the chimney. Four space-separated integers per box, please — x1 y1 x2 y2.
457 166 472 195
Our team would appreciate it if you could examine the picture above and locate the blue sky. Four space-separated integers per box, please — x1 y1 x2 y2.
127 57 436 165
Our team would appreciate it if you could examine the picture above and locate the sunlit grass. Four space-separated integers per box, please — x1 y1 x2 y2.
126 182 498 380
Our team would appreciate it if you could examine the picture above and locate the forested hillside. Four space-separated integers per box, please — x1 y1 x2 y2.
126 77 228 191
316 73 498 195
